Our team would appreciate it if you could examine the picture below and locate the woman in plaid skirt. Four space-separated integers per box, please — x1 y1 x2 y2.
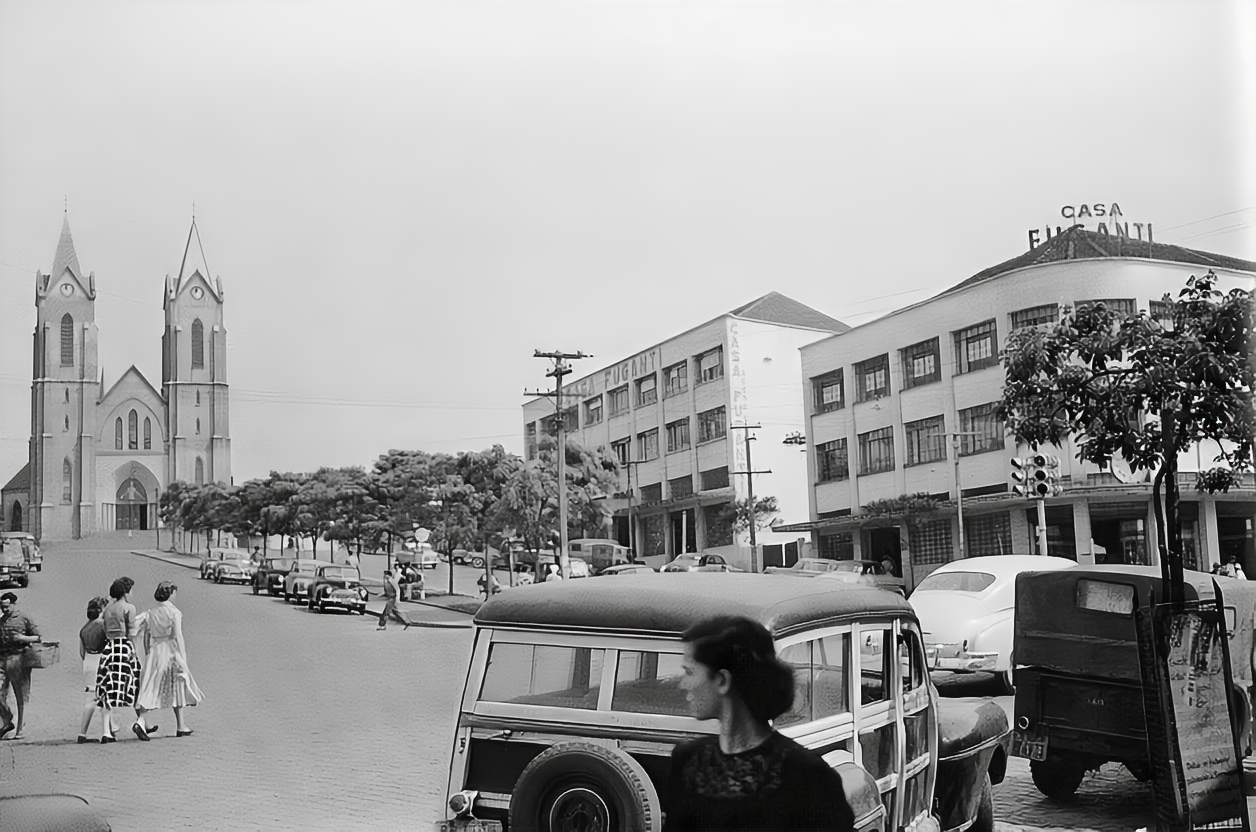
95 577 144 743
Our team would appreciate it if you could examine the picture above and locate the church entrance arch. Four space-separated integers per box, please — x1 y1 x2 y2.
110 462 159 532
117 477 149 530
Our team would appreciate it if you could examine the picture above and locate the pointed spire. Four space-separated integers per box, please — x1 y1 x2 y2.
51 214 83 280
177 215 212 289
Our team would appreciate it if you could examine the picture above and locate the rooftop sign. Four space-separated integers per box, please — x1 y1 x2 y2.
1028 203 1153 250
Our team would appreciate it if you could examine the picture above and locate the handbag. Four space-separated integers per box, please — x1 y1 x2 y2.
22 641 59 669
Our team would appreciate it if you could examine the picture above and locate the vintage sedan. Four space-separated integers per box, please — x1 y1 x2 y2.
0 532 41 572
910 555 1076 693
252 557 296 596
308 565 368 614
594 562 657 577
282 559 322 603
765 557 852 577
815 560 908 595
0 540 30 588
198 549 231 580
660 553 742 573
439 573 1009 832
211 557 254 584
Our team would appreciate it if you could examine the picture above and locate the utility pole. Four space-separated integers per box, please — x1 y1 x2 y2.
949 432 985 559
730 424 771 572
530 350 591 578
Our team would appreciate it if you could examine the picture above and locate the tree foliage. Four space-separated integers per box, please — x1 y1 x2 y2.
719 496 781 534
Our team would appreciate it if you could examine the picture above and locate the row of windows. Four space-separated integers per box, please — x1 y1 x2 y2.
815 403 1004 481
57 314 208 368
811 297 1153 412
114 412 153 450
604 406 729 464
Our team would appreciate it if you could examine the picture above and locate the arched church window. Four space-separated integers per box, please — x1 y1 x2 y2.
64 388 69 403
196 391 201 406
196 417 201 435
64 415 69 431
62 458 73 504
144 417 151 450
128 410 138 450
60 314 74 366
115 418 123 449
192 319 204 369
195 457 204 486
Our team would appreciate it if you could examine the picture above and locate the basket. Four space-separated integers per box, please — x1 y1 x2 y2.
23 641 59 669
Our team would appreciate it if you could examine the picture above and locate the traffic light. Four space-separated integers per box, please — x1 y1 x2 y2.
1010 457 1036 498
1013 454 1063 498
1033 453 1063 497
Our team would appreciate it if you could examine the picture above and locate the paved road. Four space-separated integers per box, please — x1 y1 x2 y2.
3 535 1253 831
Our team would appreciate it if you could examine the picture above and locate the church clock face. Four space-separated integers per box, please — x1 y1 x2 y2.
60 283 74 297
190 286 204 300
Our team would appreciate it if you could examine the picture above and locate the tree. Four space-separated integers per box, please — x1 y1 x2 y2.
158 481 196 552
999 271 1253 601
719 496 780 535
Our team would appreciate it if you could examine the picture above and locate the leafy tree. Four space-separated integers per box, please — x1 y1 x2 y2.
719 496 781 535
158 481 196 552
999 271 1253 599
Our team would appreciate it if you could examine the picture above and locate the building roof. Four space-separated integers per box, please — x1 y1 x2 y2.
939 226 1256 300
1 462 30 494
50 215 83 280
729 291 849 333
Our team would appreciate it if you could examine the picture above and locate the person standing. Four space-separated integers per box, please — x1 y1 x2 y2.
96 577 145 742
0 592 42 741
136 582 203 737
664 615 855 832
77 597 108 743
376 570 409 631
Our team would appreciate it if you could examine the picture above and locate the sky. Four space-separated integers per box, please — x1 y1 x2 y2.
1 0 1253 486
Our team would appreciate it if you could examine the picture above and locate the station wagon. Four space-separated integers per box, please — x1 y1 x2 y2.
440 573 1009 832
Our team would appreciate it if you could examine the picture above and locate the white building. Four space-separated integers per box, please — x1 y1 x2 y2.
779 228 1255 591
521 292 848 570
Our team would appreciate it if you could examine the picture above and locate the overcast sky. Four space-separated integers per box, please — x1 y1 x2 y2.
2 0 1252 485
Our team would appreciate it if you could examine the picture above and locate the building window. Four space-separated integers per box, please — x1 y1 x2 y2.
196 391 201 406
64 388 69 403
60 314 74 366
195 457 204 486
191 319 205 369
637 429 659 461
666 418 691 453
608 385 629 417
196 418 201 435
525 422 537 461
562 406 578 432
904 415 946 466
636 374 658 407
817 439 849 482
854 355 890 402
584 396 603 426
128 409 138 450
640 483 663 504
910 519 952 565
900 339 940 389
669 475 693 499
663 362 688 398
958 403 1004 456
1149 299 1171 324
62 458 72 504
642 513 667 555
700 466 729 491
610 438 630 466
818 532 854 560
698 406 727 444
953 320 998 374
696 347 724 385
1075 298 1136 318
965 512 1012 558
858 426 895 475
115 418 123 449
63 415 69 431
1011 304 1058 330
144 417 151 450
703 504 733 547
812 371 845 413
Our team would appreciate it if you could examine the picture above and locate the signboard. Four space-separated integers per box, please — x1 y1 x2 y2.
1027 203 1154 250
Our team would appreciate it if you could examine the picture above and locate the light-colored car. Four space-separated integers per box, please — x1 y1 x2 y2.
814 559 907 595
0 532 41 572
910 555 1076 693
764 557 851 577
660 553 741 573
595 562 657 577
282 559 322 603
211 557 253 584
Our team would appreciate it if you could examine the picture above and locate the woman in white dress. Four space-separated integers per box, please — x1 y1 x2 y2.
136 581 204 737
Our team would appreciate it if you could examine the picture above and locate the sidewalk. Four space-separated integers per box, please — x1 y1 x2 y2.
130 548 477 628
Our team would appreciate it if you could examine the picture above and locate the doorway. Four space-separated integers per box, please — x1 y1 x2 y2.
670 509 697 556
865 526 902 577
116 477 149 531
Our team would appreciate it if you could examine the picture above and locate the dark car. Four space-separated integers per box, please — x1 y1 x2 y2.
282 559 322 603
252 557 295 596
307 565 368 615
440 573 1009 832
0 540 30 588
1011 565 1256 799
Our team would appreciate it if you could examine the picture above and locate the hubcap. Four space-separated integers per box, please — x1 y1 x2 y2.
548 786 611 832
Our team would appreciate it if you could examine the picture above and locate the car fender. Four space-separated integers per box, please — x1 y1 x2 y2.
968 610 1014 672
934 698 1010 831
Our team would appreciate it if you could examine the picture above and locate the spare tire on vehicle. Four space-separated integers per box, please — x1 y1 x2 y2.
509 741 661 832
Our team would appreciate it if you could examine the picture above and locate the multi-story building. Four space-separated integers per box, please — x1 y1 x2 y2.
521 292 848 569
780 227 1255 591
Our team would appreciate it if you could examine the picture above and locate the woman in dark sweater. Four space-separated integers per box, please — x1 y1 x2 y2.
664 616 855 832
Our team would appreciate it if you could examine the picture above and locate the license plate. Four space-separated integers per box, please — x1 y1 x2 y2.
1011 730 1048 761
435 821 502 832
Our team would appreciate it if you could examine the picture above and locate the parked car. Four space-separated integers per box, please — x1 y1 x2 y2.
395 542 440 570
595 562 657 577
1011 565 1256 799
764 557 852 577
211 557 254 584
447 548 512 570
282 559 322 603
0 539 30 588
440 572 1009 832
252 557 295 596
198 549 231 580
531 553 591 580
307 565 368 614
815 560 908 595
0 532 41 572
566 538 633 573
910 555 1076 693
661 553 741 573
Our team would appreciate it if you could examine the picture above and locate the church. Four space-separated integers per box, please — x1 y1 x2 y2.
0 215 232 541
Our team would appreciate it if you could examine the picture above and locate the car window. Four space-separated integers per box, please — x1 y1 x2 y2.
814 633 850 718
480 643 605 710
611 651 686 716
859 626 892 706
898 631 924 693
913 571 996 593
776 641 813 727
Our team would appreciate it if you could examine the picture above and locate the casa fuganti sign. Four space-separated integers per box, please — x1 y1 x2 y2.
1027 203 1154 250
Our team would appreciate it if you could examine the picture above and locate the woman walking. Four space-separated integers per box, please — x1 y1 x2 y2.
76 597 108 743
136 582 203 737
664 615 855 832
96 577 145 742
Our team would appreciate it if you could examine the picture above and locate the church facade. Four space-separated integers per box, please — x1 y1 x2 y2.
1 216 231 541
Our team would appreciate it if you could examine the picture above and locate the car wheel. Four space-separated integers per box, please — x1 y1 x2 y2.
509 741 661 832
1030 757 1086 800
471 556 485 569
969 774 994 832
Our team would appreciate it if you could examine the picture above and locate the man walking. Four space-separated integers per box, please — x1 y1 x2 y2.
376 570 409 631
0 592 42 740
